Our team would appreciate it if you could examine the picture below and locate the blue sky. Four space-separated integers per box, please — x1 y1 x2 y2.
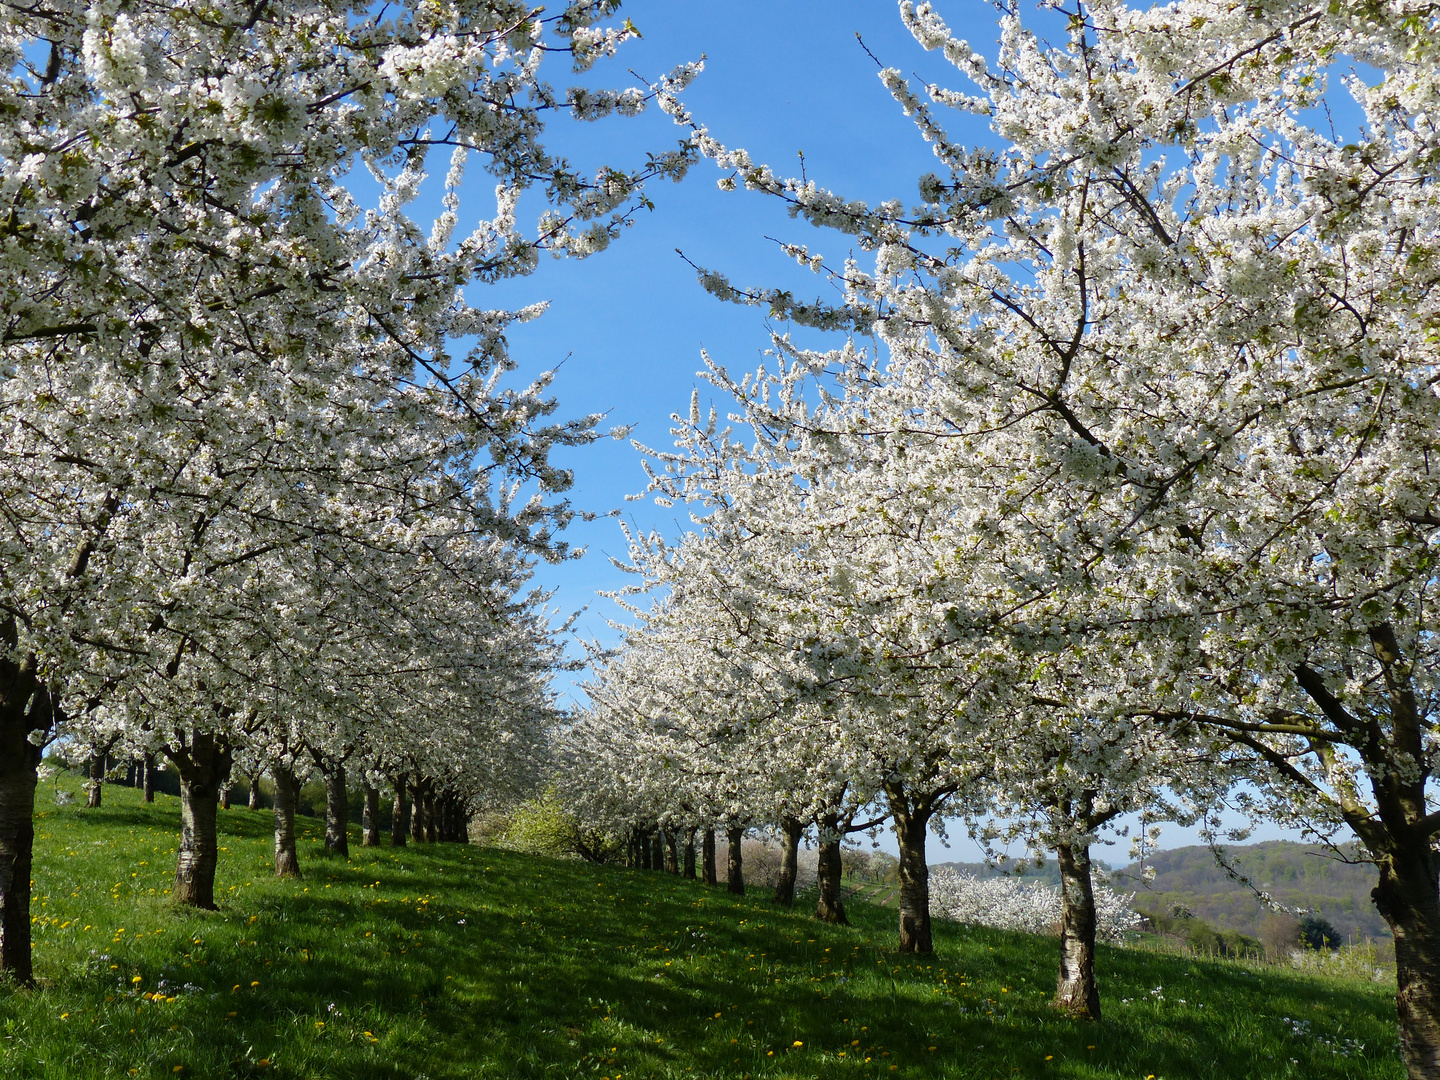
478 0 1008 705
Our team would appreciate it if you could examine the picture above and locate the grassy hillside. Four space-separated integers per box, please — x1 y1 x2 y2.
1 781 1403 1079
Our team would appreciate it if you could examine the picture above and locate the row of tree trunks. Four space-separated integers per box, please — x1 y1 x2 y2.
628 816 854 931
383 783 466 852
625 826 703 878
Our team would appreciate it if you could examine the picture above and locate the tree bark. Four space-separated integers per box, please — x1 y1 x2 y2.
168 732 231 909
272 765 301 878
1372 843 1440 1079
219 783 231 811
0 650 48 984
683 829 697 879
143 753 156 803
702 828 717 885
1054 841 1101 1020
246 773 259 810
423 789 438 843
726 825 745 896
773 816 802 907
638 827 652 870
85 752 103 808
362 784 381 847
322 762 349 856
815 825 849 925
886 784 938 953
390 777 408 847
410 779 426 842
664 830 679 874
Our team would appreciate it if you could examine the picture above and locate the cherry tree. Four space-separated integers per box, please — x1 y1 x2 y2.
664 0 1440 1069
0 0 695 979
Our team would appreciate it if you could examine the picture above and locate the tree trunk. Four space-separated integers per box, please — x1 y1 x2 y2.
1372 844 1440 1079
664 831 679 874
815 828 849 925
85 753 103 808
410 779 426 842
702 828 717 885
424 789 438 843
143 753 156 803
219 783 231 811
390 777 408 847
1054 841 1101 1020
323 763 349 856
435 794 452 842
272 766 301 878
168 733 231 909
726 825 745 896
650 830 663 870
0 652 48 984
887 785 937 954
773 816 802 907
246 774 259 810
638 828 652 870
362 784 381 847
683 829 697 879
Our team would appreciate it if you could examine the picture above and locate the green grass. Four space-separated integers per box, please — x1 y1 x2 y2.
2 779 1402 1079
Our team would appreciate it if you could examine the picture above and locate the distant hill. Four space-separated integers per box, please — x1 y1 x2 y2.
933 841 1389 943
1113 841 1388 943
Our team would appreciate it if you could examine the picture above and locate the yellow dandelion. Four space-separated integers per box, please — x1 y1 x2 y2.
792 1041 803 1047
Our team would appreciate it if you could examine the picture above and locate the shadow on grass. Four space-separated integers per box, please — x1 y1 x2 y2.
6 787 1405 1080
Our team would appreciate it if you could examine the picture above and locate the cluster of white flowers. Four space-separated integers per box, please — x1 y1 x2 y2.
930 870 1142 944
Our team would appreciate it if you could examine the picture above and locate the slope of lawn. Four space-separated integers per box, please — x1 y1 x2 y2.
2 779 1402 1079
